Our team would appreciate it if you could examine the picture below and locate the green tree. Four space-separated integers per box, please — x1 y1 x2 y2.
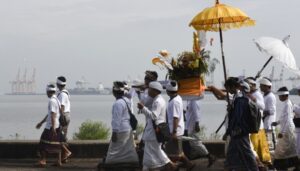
73 120 110 140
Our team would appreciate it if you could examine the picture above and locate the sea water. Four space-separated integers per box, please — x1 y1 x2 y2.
0 94 298 140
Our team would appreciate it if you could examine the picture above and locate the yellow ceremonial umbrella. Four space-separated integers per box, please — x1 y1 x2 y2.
189 0 255 81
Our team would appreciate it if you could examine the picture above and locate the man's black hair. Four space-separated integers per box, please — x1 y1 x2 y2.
57 76 66 82
224 77 239 88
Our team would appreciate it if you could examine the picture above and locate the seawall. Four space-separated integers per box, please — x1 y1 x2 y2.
0 140 225 159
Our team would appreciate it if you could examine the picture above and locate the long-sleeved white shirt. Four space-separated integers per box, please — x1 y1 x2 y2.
252 90 265 111
294 104 300 118
278 99 294 134
139 89 153 109
167 95 185 136
263 91 277 130
141 94 166 141
185 100 201 134
293 102 300 132
111 97 131 133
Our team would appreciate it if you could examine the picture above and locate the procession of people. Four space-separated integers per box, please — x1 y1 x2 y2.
31 66 300 171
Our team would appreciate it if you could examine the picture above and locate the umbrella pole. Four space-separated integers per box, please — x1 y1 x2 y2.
214 23 231 134
255 56 273 79
218 23 230 103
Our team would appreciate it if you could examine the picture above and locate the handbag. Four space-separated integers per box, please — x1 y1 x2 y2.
152 118 171 143
122 98 138 130
293 117 300 128
59 114 68 127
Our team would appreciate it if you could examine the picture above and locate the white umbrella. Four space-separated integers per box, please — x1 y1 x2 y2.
254 35 300 77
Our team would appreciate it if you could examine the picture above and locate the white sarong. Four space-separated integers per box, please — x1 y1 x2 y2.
275 129 297 159
143 140 170 170
105 131 139 164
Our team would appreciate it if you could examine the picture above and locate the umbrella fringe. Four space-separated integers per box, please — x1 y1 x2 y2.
192 20 255 32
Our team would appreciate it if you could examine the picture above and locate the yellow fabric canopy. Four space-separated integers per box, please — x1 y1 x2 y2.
189 2 255 32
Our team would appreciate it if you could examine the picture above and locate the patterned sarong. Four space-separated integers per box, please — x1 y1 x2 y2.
39 128 63 154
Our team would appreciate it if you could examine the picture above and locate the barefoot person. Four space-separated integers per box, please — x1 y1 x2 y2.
36 84 63 167
56 76 72 163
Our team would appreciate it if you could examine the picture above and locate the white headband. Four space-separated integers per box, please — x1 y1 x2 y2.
113 87 125 92
166 81 178 91
46 86 56 92
56 78 66 85
260 78 272 86
247 79 257 85
277 91 289 96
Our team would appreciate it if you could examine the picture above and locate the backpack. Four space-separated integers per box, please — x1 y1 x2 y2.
229 96 261 136
247 100 262 133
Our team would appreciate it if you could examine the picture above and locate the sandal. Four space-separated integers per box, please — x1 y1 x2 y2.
62 152 72 163
35 160 46 167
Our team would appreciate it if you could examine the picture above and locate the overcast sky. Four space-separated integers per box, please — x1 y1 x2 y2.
0 0 299 94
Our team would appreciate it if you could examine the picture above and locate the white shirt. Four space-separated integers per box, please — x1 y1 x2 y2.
278 99 295 134
139 88 153 109
252 90 265 129
293 103 300 133
45 95 60 130
252 90 265 111
185 100 201 134
57 89 71 113
294 103 300 118
125 88 136 113
141 94 166 141
111 97 131 133
167 95 185 136
263 91 277 130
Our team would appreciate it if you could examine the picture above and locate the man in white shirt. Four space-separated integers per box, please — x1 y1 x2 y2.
56 76 71 139
134 70 158 165
137 81 176 171
165 80 194 170
259 77 277 151
36 84 63 167
56 76 72 163
185 99 216 168
246 77 272 168
293 86 300 157
271 87 299 170
105 81 139 164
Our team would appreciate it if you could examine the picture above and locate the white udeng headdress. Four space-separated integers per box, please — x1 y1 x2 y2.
46 84 56 92
277 86 289 96
56 78 66 85
166 80 178 91
277 91 289 96
259 78 272 86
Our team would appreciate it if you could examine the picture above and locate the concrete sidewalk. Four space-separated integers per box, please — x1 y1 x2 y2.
0 158 225 171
